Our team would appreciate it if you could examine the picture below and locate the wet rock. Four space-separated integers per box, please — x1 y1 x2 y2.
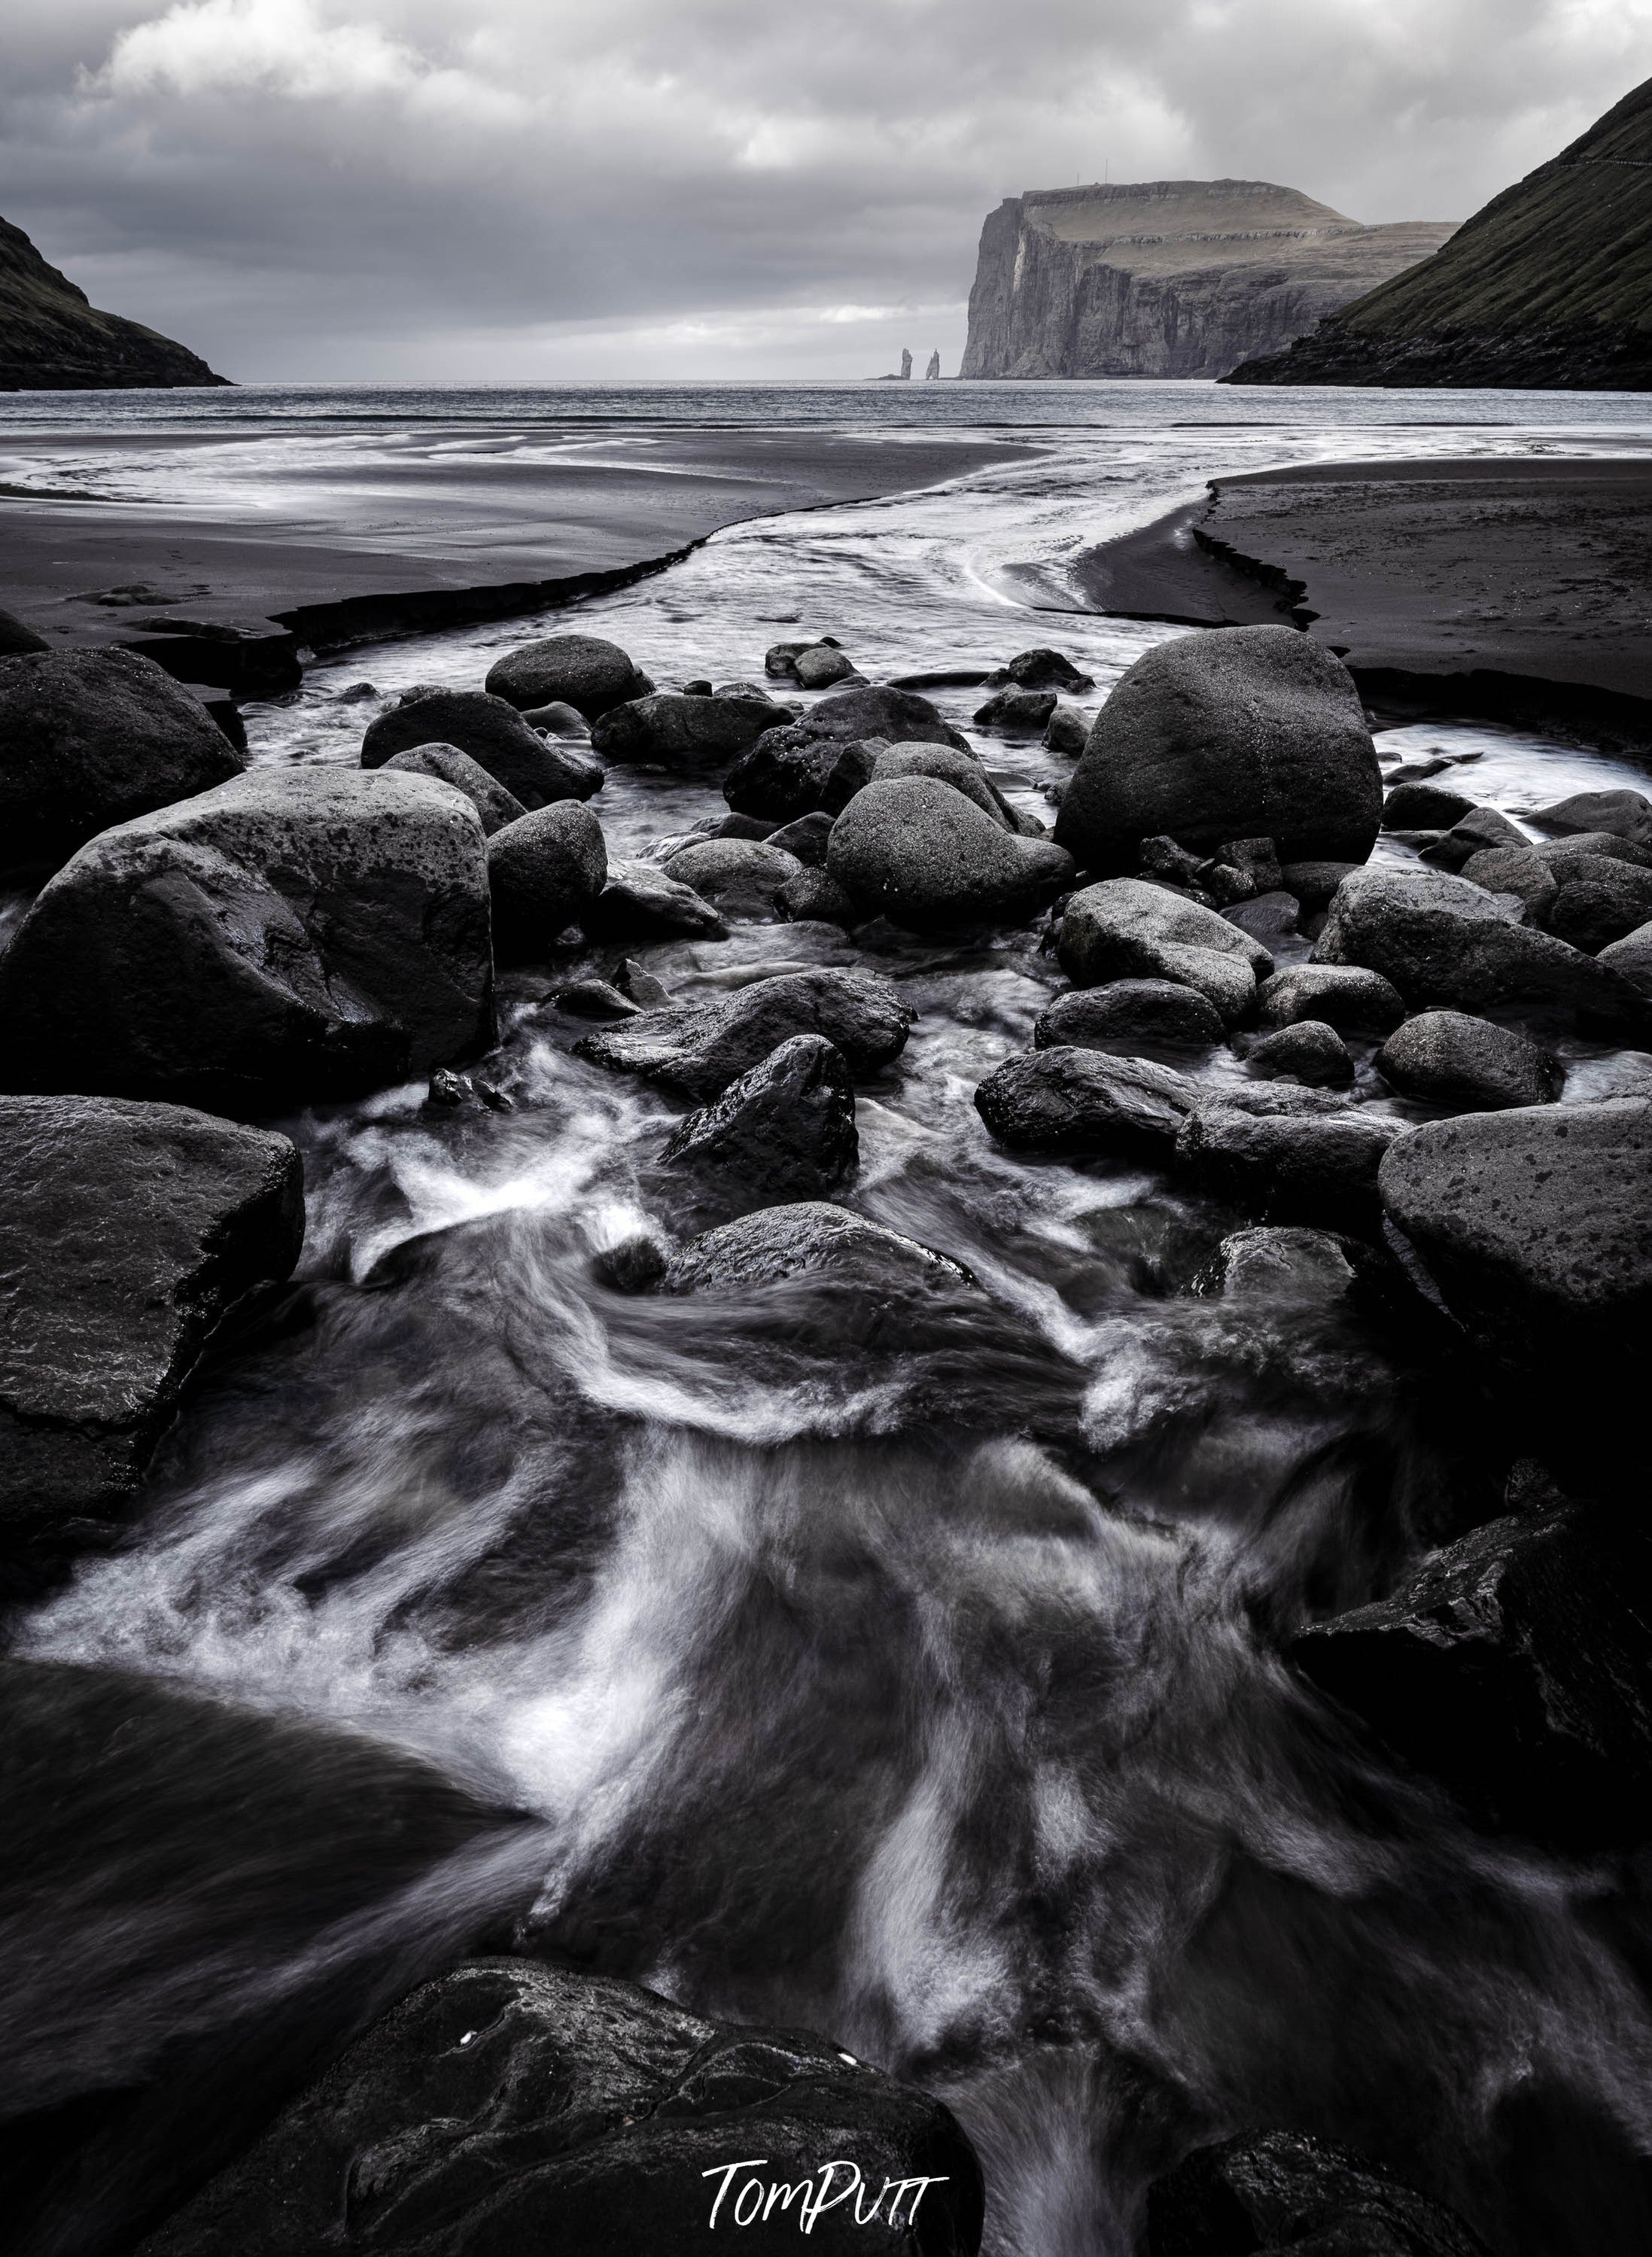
620 960 672 1007
1034 980 1225 1053
0 770 493 1112
519 699 592 738
1176 1103 1404 1230
483 631 650 719
1291 1495 1652 1853
1043 702 1091 758
380 744 525 835
1545 853 1652 953
1376 1011 1559 1112
488 801 607 963
973 686 1057 731
793 643 859 689
1313 866 1651 1033
1222 837 1284 893
1223 890 1300 944
707 812 777 841
660 1034 857 1220
1599 919 1652 997
576 967 911 1100
1054 626 1381 873
0 607 49 655
767 810 835 865
552 979 637 1019
1377 1098 1652 1386
826 776 1073 931
139 1957 984 2257
1530 786 1652 847
1145 2128 1489 2256
1255 963 1406 1033
1058 878 1273 1024
423 1067 509 1112
722 726 868 823
1537 831 1652 873
869 743 1015 829
665 1200 973 1297
595 1232 668 1291
1383 779 1477 830
590 690 778 767
1279 859 1364 911
1421 805 1532 873
778 868 857 925
0 646 244 874
1458 844 1557 920
581 859 726 943
1203 1225 1358 1303
982 647 1095 693
663 837 803 920
1246 1019 1354 1089
779 682 970 754
1137 835 1211 890
0 1095 303 1542
363 685 601 808
974 1047 1198 1154
765 639 814 677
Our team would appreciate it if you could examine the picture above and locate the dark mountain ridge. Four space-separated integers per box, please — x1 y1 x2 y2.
0 214 228 391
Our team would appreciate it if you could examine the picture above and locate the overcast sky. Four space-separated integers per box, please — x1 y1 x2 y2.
3 0 1649 382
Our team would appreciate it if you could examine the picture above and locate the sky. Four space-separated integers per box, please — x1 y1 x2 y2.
2 0 1650 382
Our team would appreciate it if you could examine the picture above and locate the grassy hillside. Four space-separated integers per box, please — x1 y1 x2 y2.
0 214 228 391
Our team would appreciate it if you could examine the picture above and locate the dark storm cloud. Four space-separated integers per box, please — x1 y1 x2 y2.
1 0 1647 376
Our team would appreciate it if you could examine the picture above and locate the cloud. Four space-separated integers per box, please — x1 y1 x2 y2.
2 0 1650 378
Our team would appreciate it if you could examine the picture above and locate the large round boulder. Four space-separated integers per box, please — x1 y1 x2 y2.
1054 625 1381 873
783 683 969 753
0 646 244 875
1057 878 1272 1024
1376 1010 1559 1112
591 690 779 766
662 837 802 920
362 685 601 807
0 770 493 1112
826 775 1072 931
1034 980 1225 1053
488 801 607 962
974 1048 1199 1154
482 632 649 719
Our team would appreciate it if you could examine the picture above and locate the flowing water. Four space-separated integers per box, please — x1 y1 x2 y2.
8 382 1652 2255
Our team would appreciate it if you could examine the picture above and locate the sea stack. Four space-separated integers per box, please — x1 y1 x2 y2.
926 350 942 379
959 181 1456 379
899 347 913 380
1223 73 1652 388
0 211 228 391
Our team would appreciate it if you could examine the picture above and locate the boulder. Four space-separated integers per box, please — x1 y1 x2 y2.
1034 980 1225 1053
982 647 1095 692
1176 1103 1404 1230
0 770 493 1112
0 607 49 655
1245 1020 1354 1089
380 744 525 835
482 632 648 719
1530 787 1652 847
1054 626 1380 873
1420 804 1530 871
1377 1099 1652 1385
580 858 726 942
662 837 802 920
0 646 244 874
1043 703 1090 758
826 776 1072 931
723 727 860 822
1255 963 1405 1033
660 1035 856 1221
1544 853 1652 953
362 685 601 808
1313 866 1652 1033
974 1047 1198 1154
793 642 859 689
577 968 911 1100
784 683 969 753
1146 2128 1488 2256
778 868 857 925
1458 844 1557 920
519 700 592 738
1203 1225 1358 1303
1058 879 1272 1024
665 1201 972 1298
1291 1498 1652 1852
139 1958 984 2257
1599 919 1652 997
1383 779 1477 830
592 690 783 768
973 686 1056 731
1222 890 1299 944
1376 1011 1559 1112
1280 859 1364 911
869 743 1015 829
0 1096 303 1542
767 811 835 865
1535 831 1652 873
488 802 607 962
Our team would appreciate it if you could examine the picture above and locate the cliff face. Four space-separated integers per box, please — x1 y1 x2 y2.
1225 75 1652 388
0 214 228 391
960 181 1457 380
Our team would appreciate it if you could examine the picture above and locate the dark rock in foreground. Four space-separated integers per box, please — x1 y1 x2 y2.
483 632 650 719
1054 628 1381 874
1203 1224 1358 1303
592 689 779 766
784 683 969 753
0 770 493 1112
1376 1010 1559 1112
1176 1103 1404 1231
582 858 726 942
363 685 601 807
661 1035 857 1221
577 969 911 1100
1291 1496 1652 1851
827 776 1072 930
1034 980 1225 1053
1146 2128 1488 2255
974 1047 1198 1154
139 1957 984 2256
0 1097 303 1542
665 1200 972 1300
1256 963 1405 1033
0 647 243 873
488 802 607 963
1245 1018 1354 1089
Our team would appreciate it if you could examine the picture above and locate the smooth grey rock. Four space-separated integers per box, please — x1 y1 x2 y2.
665 1201 972 1297
1034 980 1225 1053
1206 1224 1358 1303
869 742 1015 829
1043 702 1090 758
1421 803 1529 871
1535 831 1652 873
660 1034 856 1221
662 838 802 920
1255 962 1405 1033
793 642 858 689
590 690 777 767
1058 878 1272 1024
0 1095 303 1538
707 812 776 841
973 686 1056 730
381 744 525 835
483 632 648 719
1176 1103 1404 1229
827 775 1072 931
974 1047 1198 1153
1146 2129 1489 2257
519 700 592 739
576 967 911 1100
1599 918 1652 998
1313 865 1652 1033
552 978 636 1020
362 685 601 808
1383 779 1477 829
0 646 243 873
488 802 607 961
1054 626 1380 871
581 859 726 943
783 683 969 753
1530 787 1652 846
1377 1010 1559 1112
1544 853 1652 953
766 811 835 866
1459 844 1558 920
1246 1018 1355 1088
0 771 492 1111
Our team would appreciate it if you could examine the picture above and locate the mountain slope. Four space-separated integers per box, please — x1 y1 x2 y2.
1225 76 1652 388
0 214 228 391
960 181 1457 380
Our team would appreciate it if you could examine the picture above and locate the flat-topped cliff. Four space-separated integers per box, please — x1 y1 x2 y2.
1225 75 1652 388
0 213 228 392
960 180 1457 379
